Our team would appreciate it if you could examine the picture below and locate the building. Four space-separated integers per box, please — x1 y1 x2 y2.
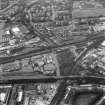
0 0 9 10
9 0 17 5
0 0 19 8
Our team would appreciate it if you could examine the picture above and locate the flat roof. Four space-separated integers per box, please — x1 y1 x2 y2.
72 8 105 18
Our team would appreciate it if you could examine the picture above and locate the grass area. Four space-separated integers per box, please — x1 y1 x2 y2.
57 49 75 76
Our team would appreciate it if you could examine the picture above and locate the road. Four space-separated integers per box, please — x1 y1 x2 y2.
1 75 105 84
0 31 105 65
